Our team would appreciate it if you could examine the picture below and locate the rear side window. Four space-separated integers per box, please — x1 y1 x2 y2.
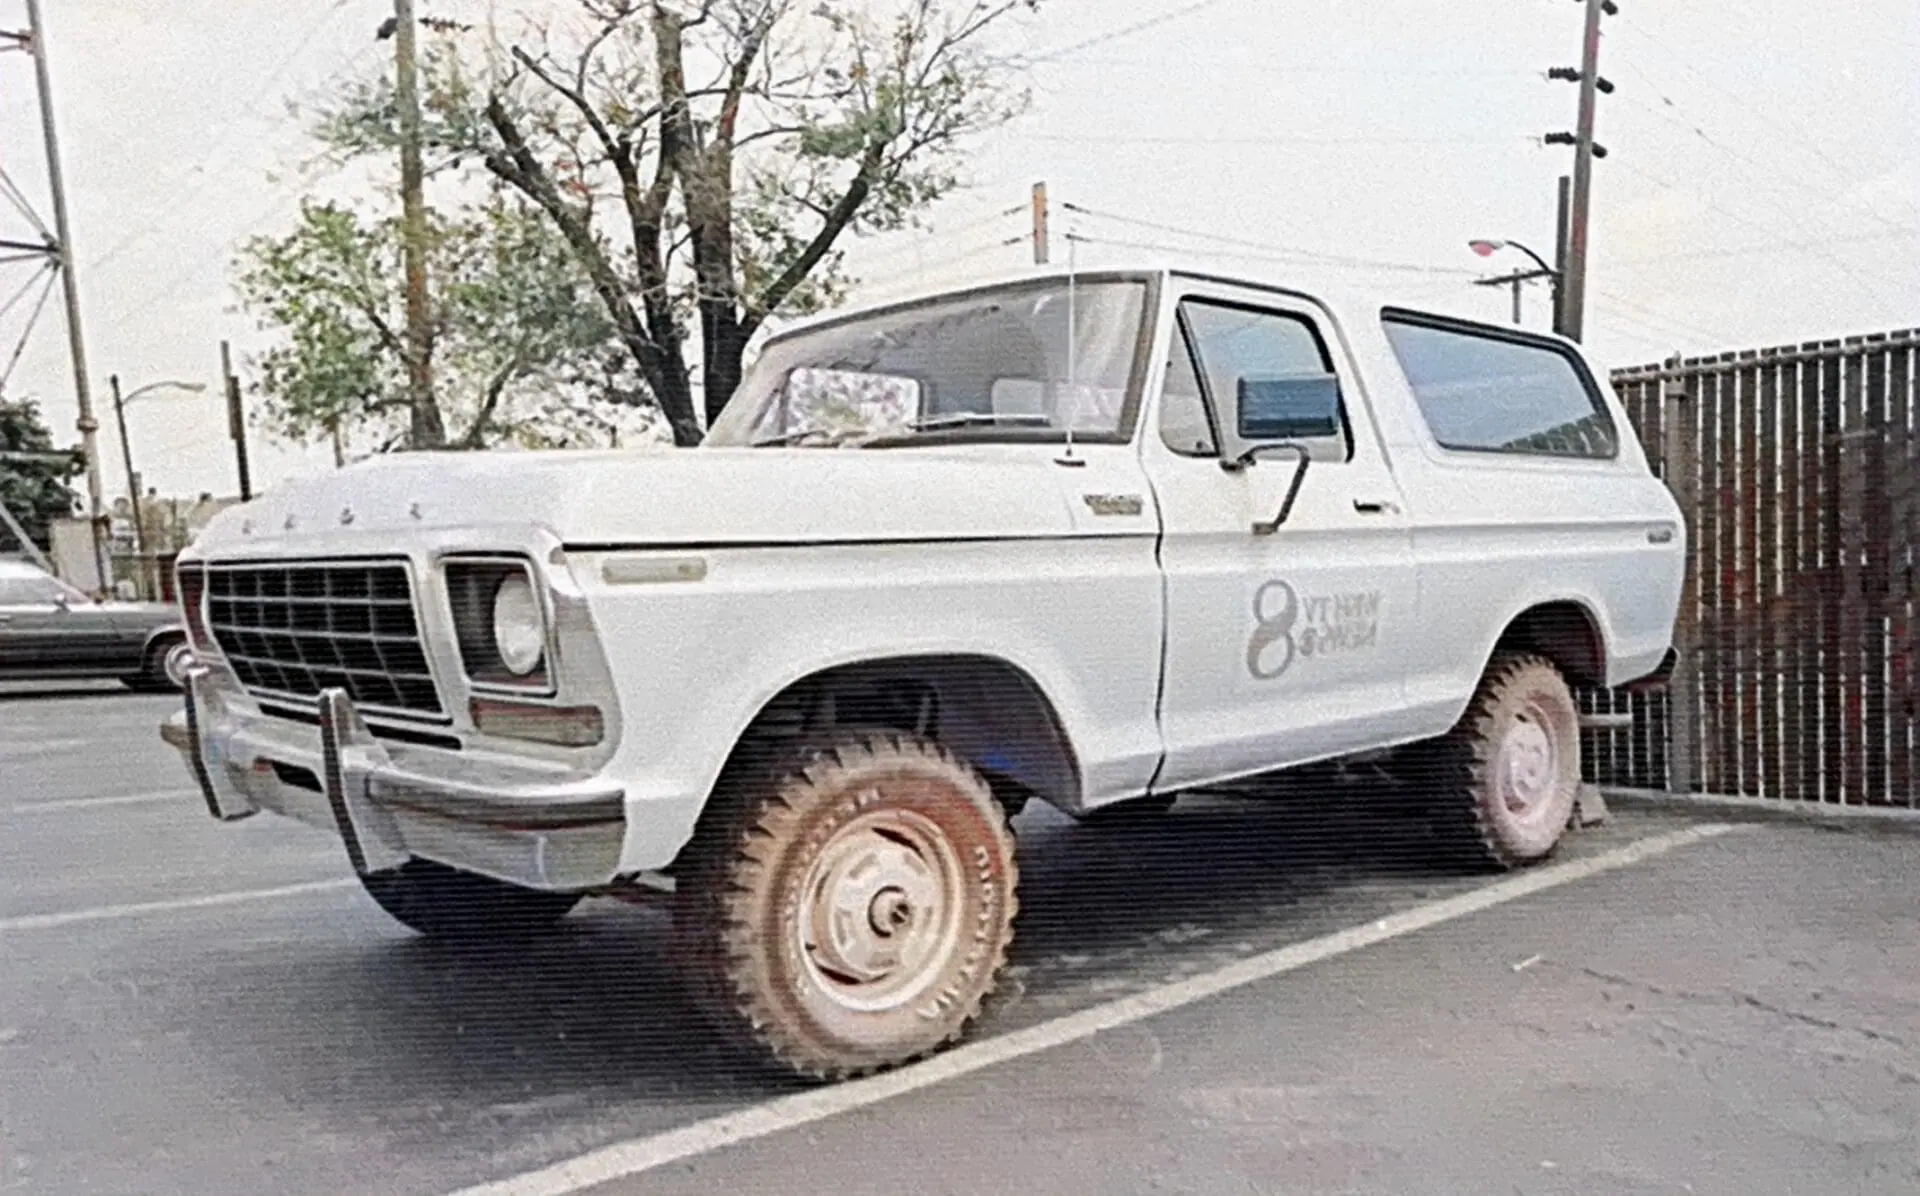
1381 316 1618 459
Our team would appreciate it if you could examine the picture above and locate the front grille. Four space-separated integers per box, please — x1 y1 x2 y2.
205 560 444 717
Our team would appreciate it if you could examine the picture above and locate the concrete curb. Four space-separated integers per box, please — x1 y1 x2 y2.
1604 787 1920 837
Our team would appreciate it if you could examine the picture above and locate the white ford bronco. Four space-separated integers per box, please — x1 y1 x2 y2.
162 266 1684 1080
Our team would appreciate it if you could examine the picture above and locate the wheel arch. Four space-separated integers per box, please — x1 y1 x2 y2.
140 622 188 656
1491 599 1608 690
710 651 1084 816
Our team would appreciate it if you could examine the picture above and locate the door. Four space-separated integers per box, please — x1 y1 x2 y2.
0 570 123 674
1144 286 1420 792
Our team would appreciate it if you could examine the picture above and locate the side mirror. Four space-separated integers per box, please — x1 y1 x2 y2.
1220 372 1343 535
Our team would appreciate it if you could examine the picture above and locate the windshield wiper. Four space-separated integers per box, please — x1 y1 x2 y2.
753 412 1052 449
895 412 1054 432
749 426 866 448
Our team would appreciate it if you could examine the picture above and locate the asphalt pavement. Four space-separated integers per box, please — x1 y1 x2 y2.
3 683 1916 1196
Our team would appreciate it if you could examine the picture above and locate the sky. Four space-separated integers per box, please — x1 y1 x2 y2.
0 0 1913 501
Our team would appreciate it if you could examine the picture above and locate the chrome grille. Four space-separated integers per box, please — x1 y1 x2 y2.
205 560 443 716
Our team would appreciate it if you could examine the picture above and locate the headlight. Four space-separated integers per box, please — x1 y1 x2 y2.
445 560 551 690
491 573 545 676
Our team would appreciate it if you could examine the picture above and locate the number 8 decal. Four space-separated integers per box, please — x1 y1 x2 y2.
1246 579 1299 680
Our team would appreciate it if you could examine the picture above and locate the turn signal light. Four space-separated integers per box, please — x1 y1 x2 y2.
469 698 605 748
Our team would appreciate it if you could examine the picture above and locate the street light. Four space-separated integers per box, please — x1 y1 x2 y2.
1468 239 1560 327
110 374 208 598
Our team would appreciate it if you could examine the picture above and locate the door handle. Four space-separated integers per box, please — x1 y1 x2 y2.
1353 499 1399 516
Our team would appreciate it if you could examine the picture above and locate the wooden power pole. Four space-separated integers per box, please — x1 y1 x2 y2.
392 0 443 448
1031 182 1049 266
1555 0 1616 343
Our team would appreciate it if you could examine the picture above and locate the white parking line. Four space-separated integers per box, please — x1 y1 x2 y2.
446 823 1741 1196
0 878 356 933
3 789 198 814
0 738 89 759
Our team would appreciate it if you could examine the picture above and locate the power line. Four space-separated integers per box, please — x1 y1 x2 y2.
1024 0 1232 64
1611 67 1910 235
1608 226 1918 267
1061 204 1479 276
1593 286 1736 347
87 15 371 273
1612 12 1918 220
1009 132 1533 147
1614 160 1909 311
1043 55 1534 79
851 203 1025 268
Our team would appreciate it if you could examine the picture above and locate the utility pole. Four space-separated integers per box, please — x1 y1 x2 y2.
220 342 253 500
24 0 108 591
1475 269 1541 326
391 0 443 448
1553 174 1572 336
1547 0 1616 343
108 375 150 597
1031 181 1049 266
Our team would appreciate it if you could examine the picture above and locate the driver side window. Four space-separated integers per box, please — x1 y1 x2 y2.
1159 298 1351 463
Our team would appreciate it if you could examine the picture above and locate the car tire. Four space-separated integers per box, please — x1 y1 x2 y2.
673 728 1019 1082
124 634 192 693
358 858 583 940
1417 652 1581 871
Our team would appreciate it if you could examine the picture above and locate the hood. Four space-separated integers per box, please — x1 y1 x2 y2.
188 446 1096 556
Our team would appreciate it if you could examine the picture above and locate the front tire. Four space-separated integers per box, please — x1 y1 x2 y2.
1419 652 1581 870
674 729 1019 1081
358 859 582 940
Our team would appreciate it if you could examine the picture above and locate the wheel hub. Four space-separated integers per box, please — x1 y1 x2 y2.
799 805 963 1012
1497 713 1558 820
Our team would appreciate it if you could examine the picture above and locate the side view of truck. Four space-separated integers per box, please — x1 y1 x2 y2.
161 265 1685 1081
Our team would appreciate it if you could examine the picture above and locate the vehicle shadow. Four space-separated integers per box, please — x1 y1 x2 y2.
196 774 1480 1126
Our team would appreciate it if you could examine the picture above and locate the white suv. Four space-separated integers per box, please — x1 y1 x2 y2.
163 267 1684 1080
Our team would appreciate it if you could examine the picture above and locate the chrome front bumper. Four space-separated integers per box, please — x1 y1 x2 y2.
163 669 626 892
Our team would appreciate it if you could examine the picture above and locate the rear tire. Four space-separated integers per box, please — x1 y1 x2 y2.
674 728 1019 1082
1417 652 1581 870
358 859 582 940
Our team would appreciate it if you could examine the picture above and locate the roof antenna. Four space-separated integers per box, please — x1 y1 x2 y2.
1054 227 1085 468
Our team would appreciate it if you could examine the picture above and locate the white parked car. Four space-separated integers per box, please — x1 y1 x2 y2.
162 267 1684 1080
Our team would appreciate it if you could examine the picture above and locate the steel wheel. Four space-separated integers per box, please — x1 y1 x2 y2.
797 808 967 1014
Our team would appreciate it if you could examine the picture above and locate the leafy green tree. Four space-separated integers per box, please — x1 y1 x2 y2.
0 397 79 550
318 0 1040 445
236 197 655 453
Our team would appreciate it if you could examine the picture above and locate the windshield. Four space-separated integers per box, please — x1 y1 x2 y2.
705 278 1150 448
0 567 86 605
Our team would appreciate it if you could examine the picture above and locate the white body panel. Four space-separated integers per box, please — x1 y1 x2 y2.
174 266 1686 881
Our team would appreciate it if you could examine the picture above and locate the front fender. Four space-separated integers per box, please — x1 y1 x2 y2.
569 537 1166 872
